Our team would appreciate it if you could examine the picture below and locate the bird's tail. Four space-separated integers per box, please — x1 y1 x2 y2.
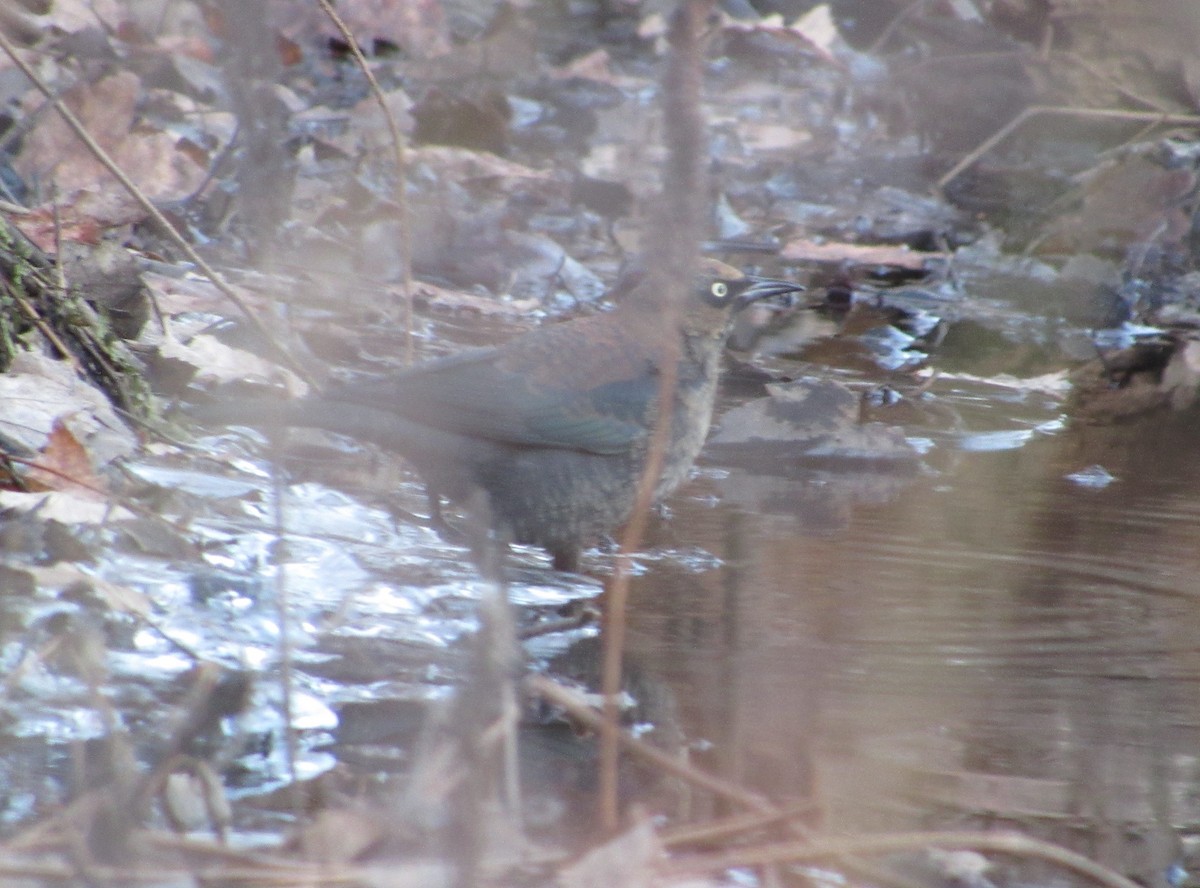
187 395 454 454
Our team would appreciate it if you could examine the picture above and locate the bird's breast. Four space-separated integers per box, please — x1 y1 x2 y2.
652 340 723 498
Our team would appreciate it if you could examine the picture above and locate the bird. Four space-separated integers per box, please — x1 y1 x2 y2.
193 259 804 572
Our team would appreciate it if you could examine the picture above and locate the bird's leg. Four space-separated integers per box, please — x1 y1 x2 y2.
379 485 459 540
417 488 517 576
422 486 471 547
456 489 513 583
551 546 581 574
425 486 452 536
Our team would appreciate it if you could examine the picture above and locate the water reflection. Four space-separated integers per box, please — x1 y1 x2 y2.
4 346 1199 884
626 408 1200 884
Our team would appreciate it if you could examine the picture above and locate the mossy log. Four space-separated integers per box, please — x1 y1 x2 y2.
0 213 152 419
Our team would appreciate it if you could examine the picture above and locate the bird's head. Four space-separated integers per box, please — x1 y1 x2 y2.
682 258 806 338
611 257 806 340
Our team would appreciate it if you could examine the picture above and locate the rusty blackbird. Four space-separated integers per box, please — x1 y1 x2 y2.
196 260 803 571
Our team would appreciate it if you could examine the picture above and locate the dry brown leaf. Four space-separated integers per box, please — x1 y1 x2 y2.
410 145 553 186
0 352 138 466
24 419 106 496
269 0 451 59
780 238 946 270
555 48 615 83
785 3 841 62
12 0 126 36
560 817 663 888
159 333 310 396
9 206 103 250
290 808 385 864
1040 156 1197 254
14 70 206 222
152 33 218 65
722 2 845 66
738 122 813 152
409 280 540 317
140 270 240 316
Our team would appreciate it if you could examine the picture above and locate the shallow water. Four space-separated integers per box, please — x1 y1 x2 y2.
627 387 1200 884
3 317 1200 885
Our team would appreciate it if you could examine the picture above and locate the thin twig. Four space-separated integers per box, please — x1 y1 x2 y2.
270 460 301 812
661 830 1145 888
314 0 414 364
866 0 930 56
597 0 713 834
39 192 106 371
598 351 677 830
0 30 315 386
937 105 1200 192
659 799 817 847
1057 51 1176 115
0 451 108 498
525 674 774 814
4 283 81 372
50 188 66 294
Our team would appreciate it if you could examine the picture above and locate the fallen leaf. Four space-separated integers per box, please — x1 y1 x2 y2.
738 122 813 152
0 351 138 467
0 489 134 523
722 2 845 66
15 70 206 219
289 808 385 863
409 281 540 317
24 419 106 496
11 0 126 36
780 238 946 270
560 817 663 888
788 3 841 60
160 333 309 396
410 145 554 187
555 48 614 83
9 207 103 250
1040 155 1197 254
270 0 451 59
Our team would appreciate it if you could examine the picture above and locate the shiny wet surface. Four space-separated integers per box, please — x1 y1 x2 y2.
4 328 1200 885
629 387 1200 884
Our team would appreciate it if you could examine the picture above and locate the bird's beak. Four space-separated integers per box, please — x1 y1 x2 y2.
736 276 807 310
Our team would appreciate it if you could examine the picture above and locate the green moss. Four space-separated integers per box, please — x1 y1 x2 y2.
0 218 154 417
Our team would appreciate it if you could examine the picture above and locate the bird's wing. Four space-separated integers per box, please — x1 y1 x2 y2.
329 347 656 455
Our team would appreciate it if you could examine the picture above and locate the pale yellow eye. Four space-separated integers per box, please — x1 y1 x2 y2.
710 281 729 300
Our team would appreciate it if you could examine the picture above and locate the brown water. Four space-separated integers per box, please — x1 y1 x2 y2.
5 322 1200 887
106 371 1200 885
626 403 1200 884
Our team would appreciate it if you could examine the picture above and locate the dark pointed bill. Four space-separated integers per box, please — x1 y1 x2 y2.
735 276 807 309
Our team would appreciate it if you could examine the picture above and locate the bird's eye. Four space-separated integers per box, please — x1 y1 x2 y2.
710 281 729 300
